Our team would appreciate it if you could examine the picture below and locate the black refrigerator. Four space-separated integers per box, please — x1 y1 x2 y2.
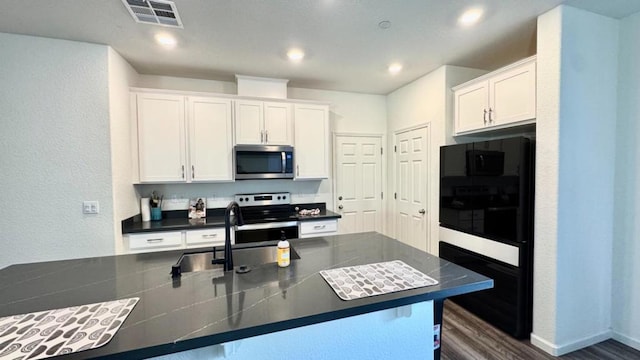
439 136 534 338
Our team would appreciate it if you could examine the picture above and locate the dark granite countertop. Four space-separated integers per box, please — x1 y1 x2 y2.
0 232 492 359
122 205 341 234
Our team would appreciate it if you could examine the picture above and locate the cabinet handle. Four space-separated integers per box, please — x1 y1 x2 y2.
313 225 326 230
296 165 300 176
488 108 494 123
147 238 164 243
191 165 195 179
265 130 268 143
483 109 488 125
181 165 185 179
202 234 218 239
261 130 264 143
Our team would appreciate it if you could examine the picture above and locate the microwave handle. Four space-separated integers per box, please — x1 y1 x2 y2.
281 152 286 173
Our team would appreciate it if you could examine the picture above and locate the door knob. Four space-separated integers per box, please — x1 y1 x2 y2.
338 205 344 210
338 196 343 200
418 209 426 215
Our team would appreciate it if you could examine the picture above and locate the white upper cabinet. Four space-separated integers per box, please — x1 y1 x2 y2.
187 96 233 182
454 56 536 135
136 93 186 182
235 100 292 145
135 92 233 183
264 102 293 145
294 103 330 180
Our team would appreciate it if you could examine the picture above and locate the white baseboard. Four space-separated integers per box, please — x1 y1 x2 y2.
612 331 640 352
530 330 612 356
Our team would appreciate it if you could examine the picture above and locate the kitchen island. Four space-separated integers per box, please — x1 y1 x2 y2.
0 232 492 359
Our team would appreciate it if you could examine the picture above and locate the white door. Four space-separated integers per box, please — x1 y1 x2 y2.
489 60 536 126
263 102 292 145
395 127 429 251
454 81 488 134
136 93 186 182
335 135 383 234
187 97 233 182
293 104 329 180
235 99 264 144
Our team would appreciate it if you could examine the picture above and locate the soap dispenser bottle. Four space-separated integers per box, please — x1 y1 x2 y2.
277 230 290 268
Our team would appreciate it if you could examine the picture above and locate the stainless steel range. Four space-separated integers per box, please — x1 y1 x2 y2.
234 192 298 243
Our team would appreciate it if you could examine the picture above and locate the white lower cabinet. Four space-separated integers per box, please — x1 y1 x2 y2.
126 227 230 253
128 231 183 253
185 228 229 248
298 219 338 239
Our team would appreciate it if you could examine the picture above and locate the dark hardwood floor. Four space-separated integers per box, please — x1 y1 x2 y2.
441 300 640 360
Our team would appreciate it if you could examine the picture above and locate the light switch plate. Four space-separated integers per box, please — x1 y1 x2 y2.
83 201 99 214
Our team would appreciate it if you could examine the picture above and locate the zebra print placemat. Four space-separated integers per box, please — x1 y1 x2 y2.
0 297 139 360
320 260 438 301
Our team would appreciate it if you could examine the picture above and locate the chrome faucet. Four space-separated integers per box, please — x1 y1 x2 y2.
212 201 244 272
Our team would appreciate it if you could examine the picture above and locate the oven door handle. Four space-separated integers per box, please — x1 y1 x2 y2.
236 221 298 231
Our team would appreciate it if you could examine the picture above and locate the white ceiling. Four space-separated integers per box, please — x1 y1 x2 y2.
1 0 639 94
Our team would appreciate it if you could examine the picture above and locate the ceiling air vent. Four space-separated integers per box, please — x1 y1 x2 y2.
122 0 183 28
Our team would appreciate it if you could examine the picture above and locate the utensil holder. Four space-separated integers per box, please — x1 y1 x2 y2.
150 207 162 221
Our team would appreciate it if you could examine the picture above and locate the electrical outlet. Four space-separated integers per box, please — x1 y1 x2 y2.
83 201 99 214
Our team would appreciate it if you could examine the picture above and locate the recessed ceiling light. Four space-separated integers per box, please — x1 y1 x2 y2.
388 63 403 74
458 8 484 26
155 33 177 48
287 48 305 62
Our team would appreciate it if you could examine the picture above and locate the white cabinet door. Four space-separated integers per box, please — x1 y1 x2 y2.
453 56 536 135
235 100 264 144
128 231 183 253
185 228 228 247
454 81 488 134
489 60 536 126
298 219 338 239
294 104 330 179
263 102 292 145
187 97 233 182
137 93 186 182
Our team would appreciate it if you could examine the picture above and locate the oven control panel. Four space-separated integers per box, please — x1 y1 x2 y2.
235 192 291 206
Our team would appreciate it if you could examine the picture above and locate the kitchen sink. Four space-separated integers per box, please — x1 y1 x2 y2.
171 244 300 277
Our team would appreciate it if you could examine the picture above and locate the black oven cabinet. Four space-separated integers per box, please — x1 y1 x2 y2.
438 136 534 339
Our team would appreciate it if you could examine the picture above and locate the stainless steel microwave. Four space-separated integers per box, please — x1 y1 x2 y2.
234 145 294 180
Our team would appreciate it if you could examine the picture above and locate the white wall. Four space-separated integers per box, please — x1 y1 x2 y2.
532 6 619 355
0 33 115 268
613 10 640 351
108 48 140 254
132 76 388 215
385 66 485 253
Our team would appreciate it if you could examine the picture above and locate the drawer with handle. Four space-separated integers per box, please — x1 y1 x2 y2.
185 228 227 247
299 219 338 238
128 231 183 252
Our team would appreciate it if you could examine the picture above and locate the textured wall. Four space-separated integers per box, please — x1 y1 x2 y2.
533 5 619 355
613 10 640 351
0 33 114 268
532 6 562 349
385 66 485 253
108 48 139 254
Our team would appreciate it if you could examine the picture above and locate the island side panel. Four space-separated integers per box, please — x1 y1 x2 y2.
150 300 435 360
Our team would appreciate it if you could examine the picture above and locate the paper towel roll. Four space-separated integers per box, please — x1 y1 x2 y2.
141 198 151 222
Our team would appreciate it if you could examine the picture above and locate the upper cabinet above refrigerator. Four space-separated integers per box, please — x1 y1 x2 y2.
453 56 536 136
